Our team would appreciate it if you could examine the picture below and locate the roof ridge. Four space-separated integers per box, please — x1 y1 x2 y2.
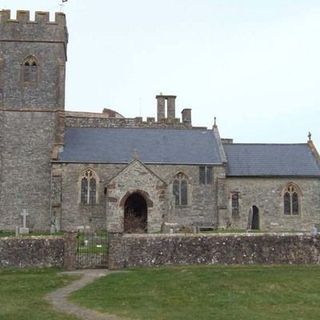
227 143 308 146
66 127 210 131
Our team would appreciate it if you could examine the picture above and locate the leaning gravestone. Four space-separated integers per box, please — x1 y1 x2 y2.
19 209 29 234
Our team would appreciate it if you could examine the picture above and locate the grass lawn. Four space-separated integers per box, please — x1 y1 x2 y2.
0 268 78 320
71 265 320 320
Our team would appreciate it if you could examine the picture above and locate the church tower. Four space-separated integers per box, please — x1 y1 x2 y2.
0 10 68 230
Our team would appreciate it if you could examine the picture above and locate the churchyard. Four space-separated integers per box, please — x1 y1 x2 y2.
1 265 320 320
1 218 320 319
0 268 79 320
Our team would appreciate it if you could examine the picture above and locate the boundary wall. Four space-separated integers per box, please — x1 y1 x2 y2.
108 233 320 269
1 233 320 270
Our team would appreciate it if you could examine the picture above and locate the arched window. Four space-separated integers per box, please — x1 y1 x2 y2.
22 56 38 83
80 169 98 205
283 184 300 215
173 173 188 206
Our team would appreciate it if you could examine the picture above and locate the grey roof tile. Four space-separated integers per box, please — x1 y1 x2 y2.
224 143 320 177
59 127 222 164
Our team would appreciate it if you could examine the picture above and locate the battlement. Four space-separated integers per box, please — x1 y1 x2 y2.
64 111 201 130
0 10 67 46
0 10 66 25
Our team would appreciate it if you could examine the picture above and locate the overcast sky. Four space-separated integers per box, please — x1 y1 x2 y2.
2 0 320 147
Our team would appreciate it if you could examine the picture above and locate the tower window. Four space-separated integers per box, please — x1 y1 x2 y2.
22 56 38 83
80 169 98 205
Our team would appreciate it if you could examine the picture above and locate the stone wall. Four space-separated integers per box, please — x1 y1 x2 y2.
106 160 168 233
108 233 320 269
225 177 320 231
54 161 320 232
52 162 224 231
0 236 65 268
0 112 57 230
65 113 198 129
51 163 126 231
149 164 225 228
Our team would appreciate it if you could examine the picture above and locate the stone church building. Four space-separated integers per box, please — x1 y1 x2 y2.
0 10 320 233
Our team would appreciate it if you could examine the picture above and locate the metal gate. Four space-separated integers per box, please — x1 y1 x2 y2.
76 230 108 269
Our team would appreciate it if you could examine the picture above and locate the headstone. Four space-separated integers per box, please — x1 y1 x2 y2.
19 209 29 234
311 225 318 236
50 223 56 234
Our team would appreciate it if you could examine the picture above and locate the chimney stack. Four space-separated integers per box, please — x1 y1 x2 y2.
156 94 166 121
181 108 192 125
166 95 176 119
156 94 176 121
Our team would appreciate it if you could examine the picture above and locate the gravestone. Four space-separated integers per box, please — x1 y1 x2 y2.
311 225 318 236
19 209 29 234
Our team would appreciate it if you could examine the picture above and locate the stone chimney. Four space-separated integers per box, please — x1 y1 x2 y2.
156 94 166 121
156 94 176 121
166 95 176 119
181 108 192 125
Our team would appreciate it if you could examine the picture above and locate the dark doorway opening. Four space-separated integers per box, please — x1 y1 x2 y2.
124 193 147 233
251 205 260 230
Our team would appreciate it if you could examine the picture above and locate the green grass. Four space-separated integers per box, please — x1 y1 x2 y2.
0 230 15 237
71 265 320 320
0 268 79 320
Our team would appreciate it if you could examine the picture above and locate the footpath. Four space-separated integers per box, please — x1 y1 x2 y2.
46 269 123 320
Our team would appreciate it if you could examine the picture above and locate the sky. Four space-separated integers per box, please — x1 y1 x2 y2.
1 0 320 147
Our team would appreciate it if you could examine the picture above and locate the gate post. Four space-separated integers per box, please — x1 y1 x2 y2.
108 232 125 270
64 231 77 270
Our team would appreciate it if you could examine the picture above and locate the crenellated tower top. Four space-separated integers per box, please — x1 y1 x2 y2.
0 10 68 48
0 9 68 110
0 10 66 25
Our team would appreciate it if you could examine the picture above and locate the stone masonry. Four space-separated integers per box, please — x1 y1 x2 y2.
0 10 67 230
108 233 320 269
226 177 320 231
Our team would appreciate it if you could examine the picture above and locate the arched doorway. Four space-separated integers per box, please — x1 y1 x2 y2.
251 205 260 230
124 193 147 233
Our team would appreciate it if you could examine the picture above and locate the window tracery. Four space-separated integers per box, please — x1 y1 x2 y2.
173 172 188 206
283 184 300 215
80 169 98 205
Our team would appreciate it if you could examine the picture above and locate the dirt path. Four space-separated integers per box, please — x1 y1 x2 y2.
46 269 123 320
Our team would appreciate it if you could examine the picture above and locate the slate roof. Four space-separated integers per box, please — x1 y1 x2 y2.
58 127 222 165
223 143 320 177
